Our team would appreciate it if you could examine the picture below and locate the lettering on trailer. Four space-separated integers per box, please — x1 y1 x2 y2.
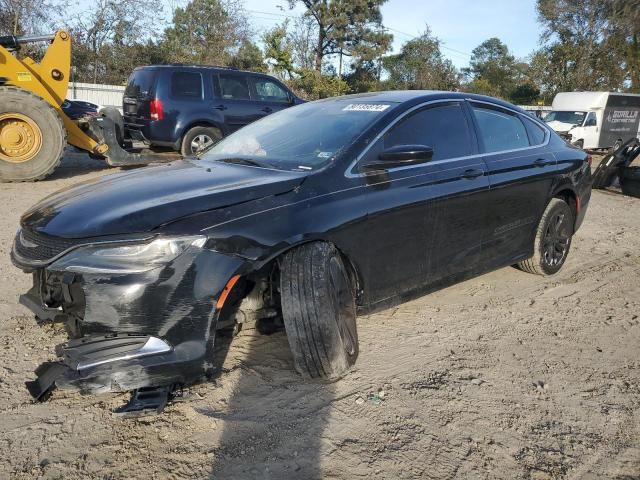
601 95 640 147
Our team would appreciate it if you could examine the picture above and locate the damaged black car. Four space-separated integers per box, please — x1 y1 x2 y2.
11 91 592 414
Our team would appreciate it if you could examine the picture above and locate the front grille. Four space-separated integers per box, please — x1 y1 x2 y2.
14 229 84 263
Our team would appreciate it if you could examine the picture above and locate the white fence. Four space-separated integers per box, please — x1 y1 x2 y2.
67 82 124 110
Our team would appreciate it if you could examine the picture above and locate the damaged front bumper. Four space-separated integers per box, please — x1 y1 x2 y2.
14 243 245 406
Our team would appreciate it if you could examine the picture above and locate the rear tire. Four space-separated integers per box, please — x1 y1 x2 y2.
180 126 222 157
518 198 574 276
0 86 65 182
280 242 359 379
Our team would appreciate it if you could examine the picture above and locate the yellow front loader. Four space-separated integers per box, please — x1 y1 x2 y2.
0 31 163 182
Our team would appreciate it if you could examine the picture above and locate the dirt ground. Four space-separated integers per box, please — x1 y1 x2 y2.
0 151 638 480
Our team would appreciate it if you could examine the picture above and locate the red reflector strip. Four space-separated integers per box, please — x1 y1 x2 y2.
216 275 240 310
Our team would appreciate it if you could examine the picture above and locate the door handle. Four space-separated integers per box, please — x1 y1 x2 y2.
534 158 552 167
214 104 227 111
262 106 273 113
461 168 484 179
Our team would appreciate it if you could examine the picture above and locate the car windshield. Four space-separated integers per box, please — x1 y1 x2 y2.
544 111 586 125
202 100 397 171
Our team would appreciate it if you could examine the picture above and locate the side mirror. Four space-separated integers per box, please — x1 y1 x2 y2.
363 144 434 170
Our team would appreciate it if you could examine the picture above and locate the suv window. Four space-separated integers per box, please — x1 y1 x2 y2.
125 69 156 97
170 72 202 99
219 74 251 100
383 102 474 161
522 116 546 146
471 105 529 152
252 78 289 103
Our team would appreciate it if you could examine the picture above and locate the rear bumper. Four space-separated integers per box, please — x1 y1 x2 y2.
16 248 245 399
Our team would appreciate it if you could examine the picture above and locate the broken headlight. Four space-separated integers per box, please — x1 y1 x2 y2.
49 236 207 274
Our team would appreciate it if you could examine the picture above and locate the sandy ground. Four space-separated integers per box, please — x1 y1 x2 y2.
0 151 638 479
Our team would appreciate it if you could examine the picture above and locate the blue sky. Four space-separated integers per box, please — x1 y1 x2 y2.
244 0 542 68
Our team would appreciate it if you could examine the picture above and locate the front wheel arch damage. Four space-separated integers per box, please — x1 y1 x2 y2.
23 241 362 415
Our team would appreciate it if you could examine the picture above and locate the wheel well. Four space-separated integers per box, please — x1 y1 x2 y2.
180 122 223 144
554 189 577 218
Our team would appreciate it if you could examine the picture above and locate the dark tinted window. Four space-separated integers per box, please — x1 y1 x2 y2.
523 116 546 145
383 103 474 161
220 75 250 100
125 69 156 97
252 78 289 102
170 72 202 98
472 105 529 152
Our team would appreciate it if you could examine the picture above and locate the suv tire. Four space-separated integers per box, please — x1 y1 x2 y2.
518 198 574 276
181 126 222 157
280 242 359 379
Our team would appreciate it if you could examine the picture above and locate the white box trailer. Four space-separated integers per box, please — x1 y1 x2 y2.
544 91 640 150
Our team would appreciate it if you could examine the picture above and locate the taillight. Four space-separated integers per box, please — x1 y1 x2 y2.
149 99 163 121
586 154 592 168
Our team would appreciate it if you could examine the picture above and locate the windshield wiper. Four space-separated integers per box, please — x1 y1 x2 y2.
214 157 273 168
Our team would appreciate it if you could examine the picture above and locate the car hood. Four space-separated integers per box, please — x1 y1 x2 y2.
545 120 578 132
21 160 305 238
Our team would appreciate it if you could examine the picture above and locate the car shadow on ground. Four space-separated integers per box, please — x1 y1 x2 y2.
198 325 336 479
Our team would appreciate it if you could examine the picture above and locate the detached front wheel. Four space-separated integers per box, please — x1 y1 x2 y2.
280 242 359 379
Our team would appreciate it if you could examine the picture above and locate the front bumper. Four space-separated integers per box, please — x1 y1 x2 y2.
15 247 244 399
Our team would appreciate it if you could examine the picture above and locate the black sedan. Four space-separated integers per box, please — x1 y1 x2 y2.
11 91 592 413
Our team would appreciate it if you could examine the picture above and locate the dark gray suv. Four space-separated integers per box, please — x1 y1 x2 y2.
123 65 304 156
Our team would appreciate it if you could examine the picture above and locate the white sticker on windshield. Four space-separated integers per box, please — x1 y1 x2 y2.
342 103 390 112
317 151 332 158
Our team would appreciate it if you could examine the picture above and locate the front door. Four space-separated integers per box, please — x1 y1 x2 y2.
249 76 293 119
355 101 490 304
582 112 599 149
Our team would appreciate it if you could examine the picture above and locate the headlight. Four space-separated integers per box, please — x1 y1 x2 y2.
49 236 207 274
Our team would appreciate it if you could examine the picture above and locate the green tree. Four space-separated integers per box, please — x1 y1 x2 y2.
163 0 249 65
535 0 625 92
462 37 518 98
383 28 459 91
288 0 392 72
229 40 267 72
607 0 640 92
263 21 296 79
70 0 164 84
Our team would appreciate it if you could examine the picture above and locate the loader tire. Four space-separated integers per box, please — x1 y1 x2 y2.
0 86 65 182
280 242 359 379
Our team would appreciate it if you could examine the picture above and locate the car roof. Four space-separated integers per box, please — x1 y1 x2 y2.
323 90 525 112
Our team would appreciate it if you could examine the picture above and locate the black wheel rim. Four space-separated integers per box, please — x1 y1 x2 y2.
327 257 357 356
542 211 570 267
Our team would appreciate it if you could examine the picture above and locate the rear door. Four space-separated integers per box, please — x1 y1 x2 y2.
214 73 261 133
469 101 556 268
249 76 293 118
354 100 489 303
123 68 157 127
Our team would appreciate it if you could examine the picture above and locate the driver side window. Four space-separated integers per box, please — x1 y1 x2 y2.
383 102 474 162
584 112 597 127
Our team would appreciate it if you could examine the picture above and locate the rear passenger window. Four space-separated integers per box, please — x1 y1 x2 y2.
383 103 474 161
171 72 202 98
522 116 546 146
219 75 251 100
471 105 529 152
